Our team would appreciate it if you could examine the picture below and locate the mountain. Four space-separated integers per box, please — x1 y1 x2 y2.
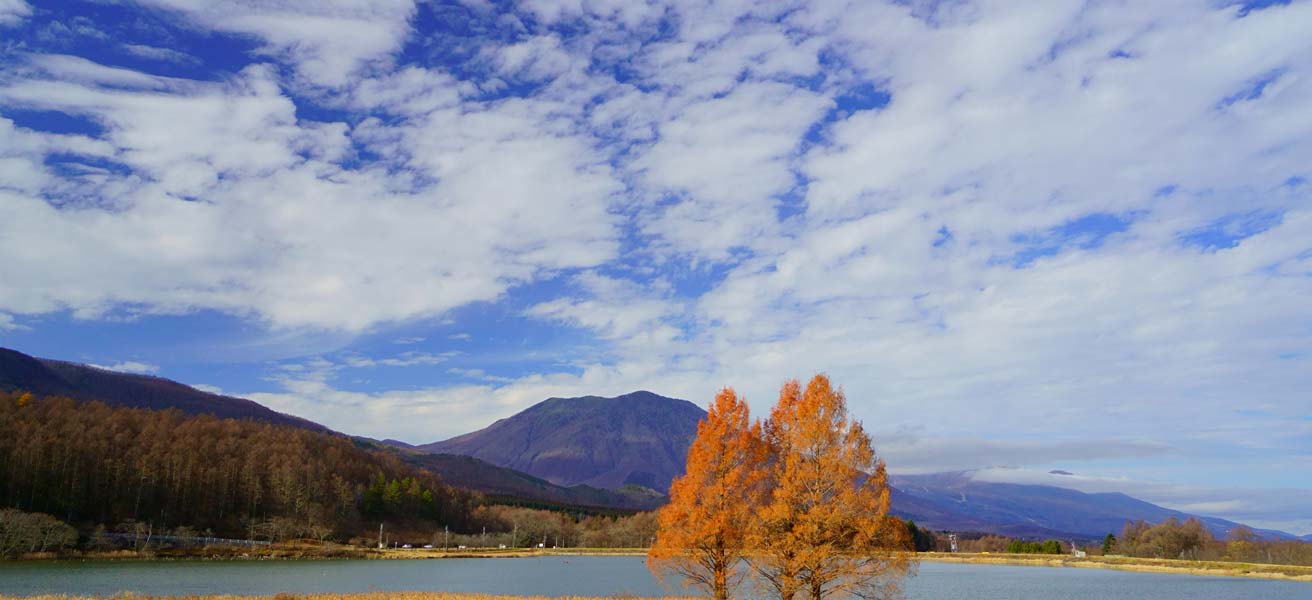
401 453 665 511
891 472 1295 541
0 347 328 432
418 391 706 492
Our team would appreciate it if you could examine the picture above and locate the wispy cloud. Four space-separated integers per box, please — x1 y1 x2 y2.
121 43 199 65
90 361 160 375
343 351 458 368
0 0 30 27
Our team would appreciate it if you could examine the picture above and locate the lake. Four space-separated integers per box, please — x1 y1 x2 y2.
0 556 1308 599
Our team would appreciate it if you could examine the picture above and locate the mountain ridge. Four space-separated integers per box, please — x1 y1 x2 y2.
0 347 329 433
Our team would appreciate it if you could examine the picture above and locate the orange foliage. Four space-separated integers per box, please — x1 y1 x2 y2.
647 388 768 600
752 375 914 600
650 376 915 600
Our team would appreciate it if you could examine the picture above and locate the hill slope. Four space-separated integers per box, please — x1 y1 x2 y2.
0 347 327 432
418 391 706 492
402 453 665 511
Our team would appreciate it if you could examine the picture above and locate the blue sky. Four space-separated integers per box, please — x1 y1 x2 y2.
0 0 1309 533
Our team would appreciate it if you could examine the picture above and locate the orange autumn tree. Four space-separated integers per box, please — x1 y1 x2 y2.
751 375 914 600
648 387 768 600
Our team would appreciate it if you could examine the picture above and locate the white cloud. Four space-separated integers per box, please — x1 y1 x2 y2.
0 313 23 331
248 371 607 442
90 360 160 374
636 81 831 259
0 56 623 331
526 272 682 346
490 35 576 82
137 0 417 87
875 435 1170 475
0 0 29 27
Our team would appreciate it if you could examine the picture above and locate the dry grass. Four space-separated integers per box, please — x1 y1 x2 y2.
918 552 1312 582
0 595 691 600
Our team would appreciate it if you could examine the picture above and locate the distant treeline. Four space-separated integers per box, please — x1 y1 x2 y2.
440 505 658 549
0 392 478 542
1005 539 1064 554
1114 517 1312 566
903 525 1068 555
906 517 1312 567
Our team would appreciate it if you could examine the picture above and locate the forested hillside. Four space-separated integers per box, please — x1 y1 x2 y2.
0 392 479 540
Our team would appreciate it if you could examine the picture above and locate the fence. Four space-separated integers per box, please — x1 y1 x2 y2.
102 532 271 548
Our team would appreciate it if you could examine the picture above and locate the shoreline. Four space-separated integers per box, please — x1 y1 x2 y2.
916 552 1312 582
0 595 689 600
1 546 650 563
6 547 1310 583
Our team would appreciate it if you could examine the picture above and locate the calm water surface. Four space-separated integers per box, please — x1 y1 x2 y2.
0 557 1308 599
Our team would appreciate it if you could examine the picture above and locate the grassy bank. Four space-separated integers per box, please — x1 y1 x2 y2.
918 551 1312 582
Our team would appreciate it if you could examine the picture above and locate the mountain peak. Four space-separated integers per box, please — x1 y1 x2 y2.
418 391 707 492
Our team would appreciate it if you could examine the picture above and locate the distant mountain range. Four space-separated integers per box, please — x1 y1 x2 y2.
417 391 706 493
1 346 1300 540
889 472 1295 541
